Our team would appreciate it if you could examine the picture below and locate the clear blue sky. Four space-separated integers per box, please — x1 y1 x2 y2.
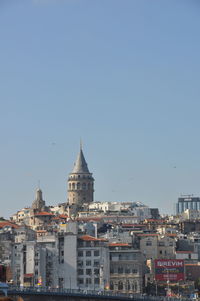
0 0 200 218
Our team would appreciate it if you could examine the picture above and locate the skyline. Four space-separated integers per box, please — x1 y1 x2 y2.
1 0 200 218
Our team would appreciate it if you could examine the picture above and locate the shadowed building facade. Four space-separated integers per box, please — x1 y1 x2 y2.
67 146 94 214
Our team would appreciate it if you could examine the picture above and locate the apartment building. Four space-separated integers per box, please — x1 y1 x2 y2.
77 235 109 290
109 243 144 293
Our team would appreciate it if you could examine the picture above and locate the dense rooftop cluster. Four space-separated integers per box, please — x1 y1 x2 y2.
0 147 200 298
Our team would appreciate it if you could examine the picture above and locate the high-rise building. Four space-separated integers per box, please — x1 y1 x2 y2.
176 196 200 215
67 145 94 214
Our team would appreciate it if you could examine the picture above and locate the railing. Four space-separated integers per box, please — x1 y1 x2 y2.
8 287 192 301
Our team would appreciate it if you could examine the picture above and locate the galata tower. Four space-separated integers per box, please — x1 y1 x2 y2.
67 145 94 212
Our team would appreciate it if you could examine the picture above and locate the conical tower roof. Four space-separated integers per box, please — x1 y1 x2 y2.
72 148 90 173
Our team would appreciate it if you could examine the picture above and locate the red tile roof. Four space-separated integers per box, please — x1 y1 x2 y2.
52 217 60 220
59 214 68 219
34 211 54 216
0 221 19 229
79 235 107 242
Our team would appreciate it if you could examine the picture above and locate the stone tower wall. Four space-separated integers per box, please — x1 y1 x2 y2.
67 173 94 206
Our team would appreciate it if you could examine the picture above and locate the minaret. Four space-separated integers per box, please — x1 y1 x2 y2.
67 144 94 212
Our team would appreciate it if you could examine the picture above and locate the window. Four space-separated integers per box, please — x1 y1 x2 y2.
59 278 64 289
77 261 83 267
78 278 84 284
86 269 92 275
125 266 131 274
78 251 83 257
86 251 91 257
126 280 130 290
86 278 91 285
118 266 123 274
78 241 84 247
86 260 91 266
146 241 152 246
132 269 138 274
94 269 99 275
134 282 137 291
110 281 114 290
94 250 99 256
118 281 123 290
78 269 84 275
94 260 99 267
94 278 99 284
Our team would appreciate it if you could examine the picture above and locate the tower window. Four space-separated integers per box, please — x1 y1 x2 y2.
77 182 80 189
82 183 86 190
72 183 75 189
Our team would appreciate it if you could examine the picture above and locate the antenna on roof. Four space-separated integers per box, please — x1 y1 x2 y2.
38 180 40 189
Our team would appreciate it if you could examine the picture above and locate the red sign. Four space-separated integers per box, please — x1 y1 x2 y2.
155 259 184 281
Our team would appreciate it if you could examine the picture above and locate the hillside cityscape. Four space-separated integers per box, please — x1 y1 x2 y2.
0 146 200 298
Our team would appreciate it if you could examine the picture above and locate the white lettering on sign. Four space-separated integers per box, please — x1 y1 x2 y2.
156 261 183 267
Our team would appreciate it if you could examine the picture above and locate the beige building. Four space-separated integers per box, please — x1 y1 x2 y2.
139 234 176 260
67 146 94 215
139 234 158 260
109 243 144 293
11 208 31 225
29 211 54 231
